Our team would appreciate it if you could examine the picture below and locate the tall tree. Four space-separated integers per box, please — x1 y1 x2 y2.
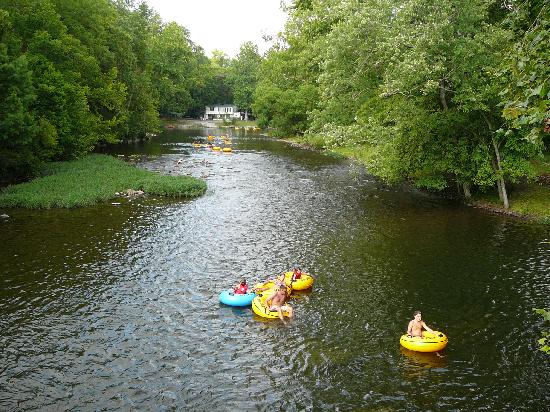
229 41 261 119
499 3 549 148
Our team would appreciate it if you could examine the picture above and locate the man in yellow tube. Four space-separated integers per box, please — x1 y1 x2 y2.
265 285 294 321
407 311 434 337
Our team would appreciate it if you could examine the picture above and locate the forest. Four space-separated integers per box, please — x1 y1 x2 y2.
1 0 548 210
0 0 260 182
253 0 549 208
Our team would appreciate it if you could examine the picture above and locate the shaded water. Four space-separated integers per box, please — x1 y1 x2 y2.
1 128 549 410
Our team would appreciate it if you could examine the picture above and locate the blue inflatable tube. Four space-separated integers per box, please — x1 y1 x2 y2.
219 289 256 307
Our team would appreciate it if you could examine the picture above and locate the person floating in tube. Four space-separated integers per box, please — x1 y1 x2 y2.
291 266 302 281
233 278 248 294
407 310 434 337
265 284 293 322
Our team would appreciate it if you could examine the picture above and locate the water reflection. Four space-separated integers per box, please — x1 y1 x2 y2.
400 347 448 370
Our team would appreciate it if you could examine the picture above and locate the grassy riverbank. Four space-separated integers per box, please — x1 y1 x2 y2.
0 154 206 209
285 136 550 223
472 153 550 223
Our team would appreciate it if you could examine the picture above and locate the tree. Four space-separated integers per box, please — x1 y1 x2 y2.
229 41 261 120
252 0 346 135
499 4 549 149
150 22 195 116
285 0 543 207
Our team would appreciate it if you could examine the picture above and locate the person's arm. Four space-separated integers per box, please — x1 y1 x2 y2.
422 321 434 333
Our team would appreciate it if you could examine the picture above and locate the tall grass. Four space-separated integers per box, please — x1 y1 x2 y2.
0 154 206 209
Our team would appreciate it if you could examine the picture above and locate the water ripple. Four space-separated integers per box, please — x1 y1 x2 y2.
0 131 549 410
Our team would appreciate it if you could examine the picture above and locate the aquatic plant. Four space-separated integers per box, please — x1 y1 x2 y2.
534 308 550 355
0 154 206 209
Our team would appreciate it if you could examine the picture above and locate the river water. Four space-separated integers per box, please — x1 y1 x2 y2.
1 128 549 411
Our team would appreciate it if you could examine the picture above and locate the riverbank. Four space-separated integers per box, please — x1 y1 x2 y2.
283 137 550 223
0 154 206 209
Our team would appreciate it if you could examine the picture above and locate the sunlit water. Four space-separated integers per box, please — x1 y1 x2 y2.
1 128 549 410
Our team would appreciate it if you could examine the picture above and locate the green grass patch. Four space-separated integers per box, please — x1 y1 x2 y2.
508 184 550 221
331 144 377 166
533 153 550 175
282 135 325 150
0 154 206 209
233 120 258 127
474 183 550 223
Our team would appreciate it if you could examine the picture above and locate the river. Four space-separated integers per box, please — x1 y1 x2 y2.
1 127 549 410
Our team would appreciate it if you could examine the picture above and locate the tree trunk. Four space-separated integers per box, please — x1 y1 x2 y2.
482 113 509 209
463 182 471 199
244 109 249 121
439 79 448 111
492 137 509 209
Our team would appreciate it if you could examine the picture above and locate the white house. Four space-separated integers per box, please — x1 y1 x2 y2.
203 104 243 120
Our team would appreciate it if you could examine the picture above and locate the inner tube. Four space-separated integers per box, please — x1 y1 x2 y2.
254 281 292 296
399 331 448 352
284 271 314 290
251 293 292 319
218 290 255 307
222 147 232 152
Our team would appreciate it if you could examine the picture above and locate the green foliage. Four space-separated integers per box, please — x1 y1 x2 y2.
150 22 194 116
251 0 349 136
254 0 546 204
0 0 218 180
533 308 550 354
198 50 233 108
228 42 261 116
0 154 206 208
254 83 318 136
499 5 549 145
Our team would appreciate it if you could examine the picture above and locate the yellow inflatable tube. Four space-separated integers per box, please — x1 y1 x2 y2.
284 271 314 290
399 331 448 352
254 281 291 296
252 293 292 319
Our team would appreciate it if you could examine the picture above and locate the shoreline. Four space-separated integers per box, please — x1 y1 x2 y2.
280 136 550 224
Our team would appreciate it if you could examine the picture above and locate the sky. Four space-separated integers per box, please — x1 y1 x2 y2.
143 0 289 58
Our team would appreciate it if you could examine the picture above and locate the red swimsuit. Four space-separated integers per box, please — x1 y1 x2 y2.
234 284 248 294
292 270 302 281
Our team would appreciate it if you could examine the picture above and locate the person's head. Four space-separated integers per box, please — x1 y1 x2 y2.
277 273 285 281
279 285 287 292
240 278 246 286
413 310 422 321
